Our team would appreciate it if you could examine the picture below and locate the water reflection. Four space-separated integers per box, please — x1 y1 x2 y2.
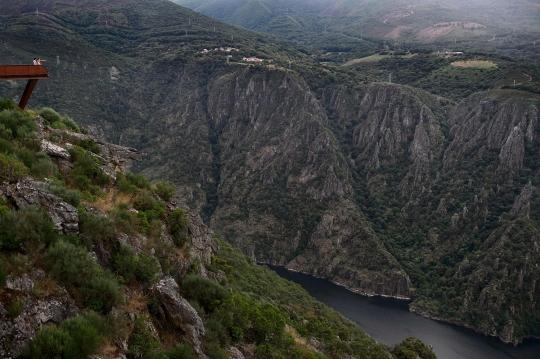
268 266 540 359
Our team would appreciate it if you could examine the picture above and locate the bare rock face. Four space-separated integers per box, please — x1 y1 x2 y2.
0 269 79 358
351 83 446 191
208 68 353 265
187 212 218 264
0 180 78 234
444 91 539 174
510 181 534 218
151 277 205 356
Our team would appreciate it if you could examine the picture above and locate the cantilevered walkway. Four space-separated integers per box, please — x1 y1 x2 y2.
0 65 49 109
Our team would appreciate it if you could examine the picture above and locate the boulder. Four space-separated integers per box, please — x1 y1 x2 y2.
40 139 71 160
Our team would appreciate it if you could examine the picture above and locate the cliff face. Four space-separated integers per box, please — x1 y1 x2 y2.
364 89 540 343
444 90 539 175
350 83 449 193
205 69 411 298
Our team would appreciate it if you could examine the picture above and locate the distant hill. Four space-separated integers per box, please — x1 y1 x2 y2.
173 0 540 60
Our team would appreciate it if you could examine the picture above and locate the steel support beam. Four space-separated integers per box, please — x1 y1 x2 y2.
18 79 39 110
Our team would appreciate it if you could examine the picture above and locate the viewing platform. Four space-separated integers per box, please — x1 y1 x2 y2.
0 65 49 109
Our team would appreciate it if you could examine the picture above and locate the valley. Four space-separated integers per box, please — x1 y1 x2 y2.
0 0 539 354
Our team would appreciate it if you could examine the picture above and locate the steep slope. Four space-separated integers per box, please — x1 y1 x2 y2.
0 105 436 359
346 88 540 343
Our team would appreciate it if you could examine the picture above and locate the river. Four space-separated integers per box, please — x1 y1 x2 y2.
268 266 540 359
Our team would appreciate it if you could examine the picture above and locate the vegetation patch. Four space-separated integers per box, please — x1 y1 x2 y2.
451 60 498 69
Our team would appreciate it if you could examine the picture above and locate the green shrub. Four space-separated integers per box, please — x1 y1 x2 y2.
46 181 81 207
0 153 29 182
153 181 176 202
134 192 165 222
68 147 110 190
78 138 101 154
51 121 67 130
29 154 58 179
168 209 188 247
165 343 196 359
206 346 229 359
127 173 150 189
114 244 160 285
0 138 14 154
7 298 24 318
0 109 37 140
116 172 138 194
128 317 162 358
25 312 106 359
79 211 116 247
39 107 61 125
181 275 229 313
60 312 106 358
61 117 81 133
392 337 436 359
6 253 32 276
0 206 56 250
111 202 138 234
24 326 71 359
47 241 122 312
0 99 18 111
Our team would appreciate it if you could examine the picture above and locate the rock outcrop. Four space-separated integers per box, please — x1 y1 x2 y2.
151 277 205 355
0 180 79 234
0 269 79 358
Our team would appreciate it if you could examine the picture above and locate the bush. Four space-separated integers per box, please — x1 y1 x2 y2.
392 337 436 359
116 172 138 194
0 109 37 140
0 206 57 250
68 147 110 190
61 117 81 133
78 138 101 154
7 298 24 318
0 99 18 111
181 275 229 313
168 209 188 247
166 343 196 359
79 210 116 247
47 241 122 312
29 154 58 179
25 312 106 359
39 107 61 125
114 244 160 285
24 326 71 359
153 181 176 202
127 173 150 189
0 153 29 182
45 181 81 207
128 317 162 358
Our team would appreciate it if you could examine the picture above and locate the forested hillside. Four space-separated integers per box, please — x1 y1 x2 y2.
0 0 539 347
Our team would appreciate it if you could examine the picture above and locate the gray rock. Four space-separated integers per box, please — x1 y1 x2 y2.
41 139 71 159
151 277 205 355
187 212 218 264
228 347 245 359
0 288 78 358
0 180 78 234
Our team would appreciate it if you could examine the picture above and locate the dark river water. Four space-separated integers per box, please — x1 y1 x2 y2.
268 266 540 359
